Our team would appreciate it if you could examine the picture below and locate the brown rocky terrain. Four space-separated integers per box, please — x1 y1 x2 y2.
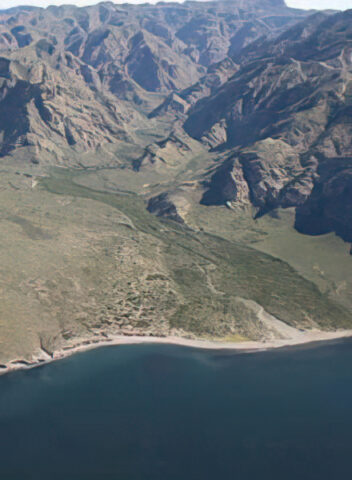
0 0 308 101
0 51 143 164
182 9 352 240
0 0 309 164
1 1 352 368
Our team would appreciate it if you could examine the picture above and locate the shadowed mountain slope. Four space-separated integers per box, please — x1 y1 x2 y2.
182 10 352 241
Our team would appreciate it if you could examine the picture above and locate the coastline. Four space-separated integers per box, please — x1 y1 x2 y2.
2 328 352 377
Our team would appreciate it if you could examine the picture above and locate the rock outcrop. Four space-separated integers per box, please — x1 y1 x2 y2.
0 54 139 164
147 191 190 224
183 10 352 241
295 158 352 242
0 2 351 243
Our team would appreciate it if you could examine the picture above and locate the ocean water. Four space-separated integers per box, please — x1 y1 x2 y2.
1 341 352 480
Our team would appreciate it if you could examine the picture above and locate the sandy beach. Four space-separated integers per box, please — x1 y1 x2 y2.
2 328 352 377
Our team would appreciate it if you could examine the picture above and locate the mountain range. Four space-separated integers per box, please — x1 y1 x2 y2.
0 0 352 368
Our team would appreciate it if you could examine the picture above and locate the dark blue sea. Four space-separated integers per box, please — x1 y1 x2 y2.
1 341 352 480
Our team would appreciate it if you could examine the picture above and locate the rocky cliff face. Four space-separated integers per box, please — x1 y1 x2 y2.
182 10 352 242
0 0 309 162
0 1 308 164
295 158 352 242
0 53 140 164
0 1 307 96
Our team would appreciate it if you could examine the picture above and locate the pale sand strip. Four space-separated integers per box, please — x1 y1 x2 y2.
2 328 352 377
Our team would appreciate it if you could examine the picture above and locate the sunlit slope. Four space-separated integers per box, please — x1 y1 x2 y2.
0 166 350 364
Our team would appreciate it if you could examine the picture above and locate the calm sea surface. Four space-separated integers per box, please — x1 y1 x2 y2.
1 341 352 479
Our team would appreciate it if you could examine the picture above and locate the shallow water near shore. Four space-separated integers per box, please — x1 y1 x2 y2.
1 340 352 479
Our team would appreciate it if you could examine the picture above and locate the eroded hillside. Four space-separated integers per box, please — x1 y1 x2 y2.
0 1 352 368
